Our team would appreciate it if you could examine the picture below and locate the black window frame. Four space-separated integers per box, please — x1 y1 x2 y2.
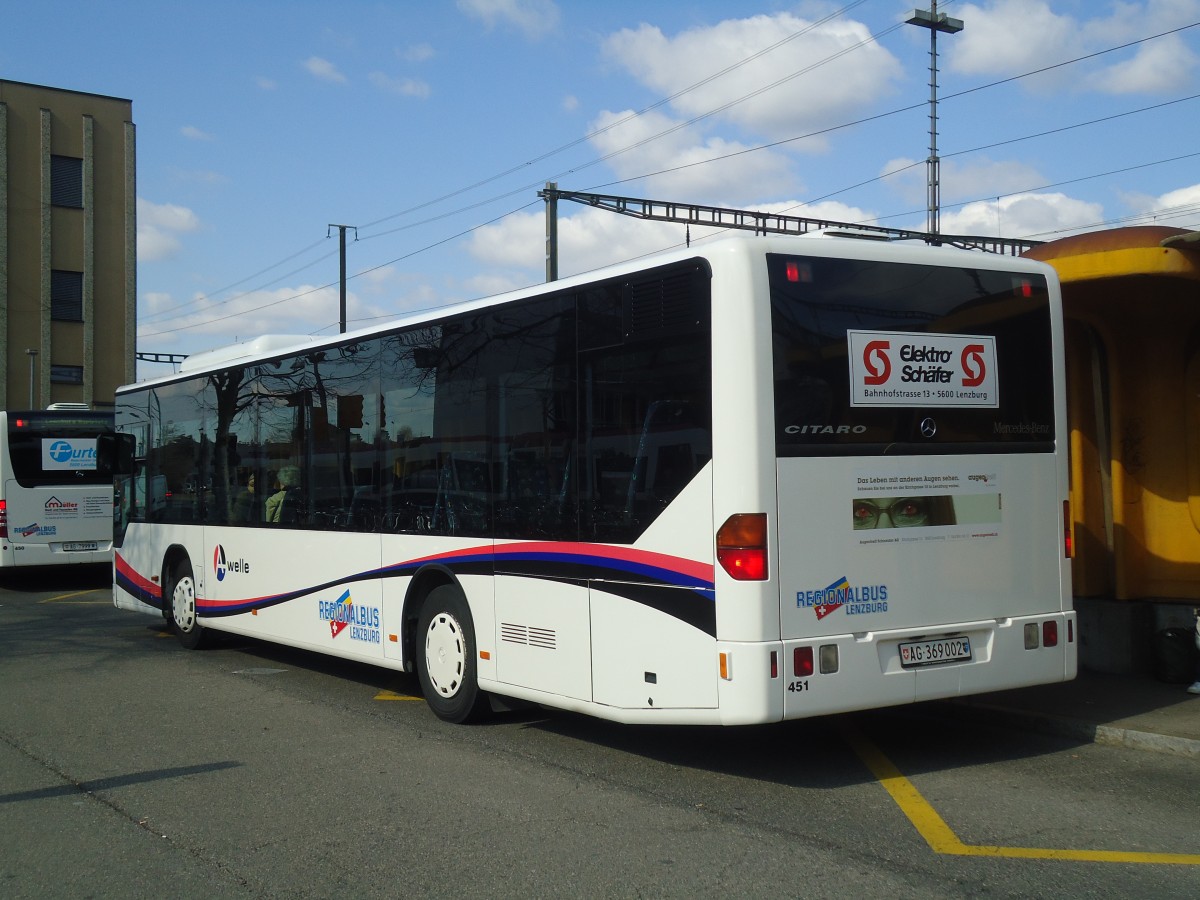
116 258 715 545
50 365 84 385
51 269 84 322
51 154 84 209
769 253 1056 457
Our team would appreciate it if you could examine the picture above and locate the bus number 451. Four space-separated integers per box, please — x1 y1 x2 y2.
787 680 809 693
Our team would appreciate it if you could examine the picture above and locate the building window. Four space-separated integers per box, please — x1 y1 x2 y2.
51 155 84 208
51 365 84 385
51 270 84 321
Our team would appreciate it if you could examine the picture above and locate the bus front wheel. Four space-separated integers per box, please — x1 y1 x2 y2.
416 585 488 723
169 559 209 650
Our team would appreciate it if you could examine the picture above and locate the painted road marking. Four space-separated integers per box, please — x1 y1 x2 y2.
843 724 1200 865
39 589 108 604
375 690 423 702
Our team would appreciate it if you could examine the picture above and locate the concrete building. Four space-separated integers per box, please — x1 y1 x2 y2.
0 79 136 411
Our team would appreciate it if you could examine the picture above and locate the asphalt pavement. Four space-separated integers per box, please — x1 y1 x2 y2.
950 668 1200 758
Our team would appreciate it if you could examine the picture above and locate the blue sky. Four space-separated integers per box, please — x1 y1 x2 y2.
4 0 1199 373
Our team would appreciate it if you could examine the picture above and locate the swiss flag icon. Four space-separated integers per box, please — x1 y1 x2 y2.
331 620 348 638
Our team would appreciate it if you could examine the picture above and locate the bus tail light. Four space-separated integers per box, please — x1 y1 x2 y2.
1024 623 1039 649
0 499 7 538
1063 501 1073 558
794 646 814 677
716 513 767 581
1043 621 1058 647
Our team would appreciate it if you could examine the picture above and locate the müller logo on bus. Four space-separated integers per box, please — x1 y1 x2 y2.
862 339 988 386
213 544 250 581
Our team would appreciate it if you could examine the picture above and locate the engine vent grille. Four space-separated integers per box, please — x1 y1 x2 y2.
500 622 557 650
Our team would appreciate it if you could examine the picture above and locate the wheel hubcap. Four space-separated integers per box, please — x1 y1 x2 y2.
173 577 196 632
424 612 464 698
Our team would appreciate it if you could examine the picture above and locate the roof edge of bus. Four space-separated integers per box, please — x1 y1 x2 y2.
807 227 896 241
178 334 319 373
121 235 1054 393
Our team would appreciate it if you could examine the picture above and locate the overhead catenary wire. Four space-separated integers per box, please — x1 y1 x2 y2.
139 200 541 339
145 13 1198 338
355 0 875 232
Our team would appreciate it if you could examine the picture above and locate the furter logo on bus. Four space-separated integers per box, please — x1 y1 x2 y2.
213 544 250 581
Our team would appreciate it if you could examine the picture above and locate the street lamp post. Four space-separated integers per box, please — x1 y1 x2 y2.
906 2 964 242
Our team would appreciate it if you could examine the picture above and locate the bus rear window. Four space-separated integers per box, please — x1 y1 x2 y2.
6 412 115 487
769 253 1055 455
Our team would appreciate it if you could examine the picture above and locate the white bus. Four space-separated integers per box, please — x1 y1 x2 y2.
1 408 120 567
112 235 1076 724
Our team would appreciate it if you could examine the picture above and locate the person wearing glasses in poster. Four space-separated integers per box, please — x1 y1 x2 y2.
852 495 957 530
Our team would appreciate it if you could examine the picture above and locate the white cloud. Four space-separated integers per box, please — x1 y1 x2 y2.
562 94 579 112
457 0 560 40
1081 0 1200 45
940 192 1104 239
602 14 902 142
948 2 1078 77
304 56 348 84
466 198 882 285
369 72 431 98
1121 181 1200 226
256 76 278 91
140 283 349 344
403 43 435 63
180 125 215 141
949 1 1200 94
1088 33 1197 93
137 198 200 262
586 108 799 203
882 155 1047 205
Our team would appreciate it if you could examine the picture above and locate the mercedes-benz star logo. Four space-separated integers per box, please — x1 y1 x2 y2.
920 418 938 438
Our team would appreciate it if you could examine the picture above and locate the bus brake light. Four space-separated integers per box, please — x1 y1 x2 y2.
794 646 814 677
1043 621 1058 647
716 513 767 581
0 499 7 538
1064 501 1073 558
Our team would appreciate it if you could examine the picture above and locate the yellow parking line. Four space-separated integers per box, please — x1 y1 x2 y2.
375 690 423 702
843 724 1200 865
39 589 107 604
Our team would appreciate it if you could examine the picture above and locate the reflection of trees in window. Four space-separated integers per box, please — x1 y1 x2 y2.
579 265 712 543
126 260 711 541
208 367 254 525
150 377 216 524
489 296 577 540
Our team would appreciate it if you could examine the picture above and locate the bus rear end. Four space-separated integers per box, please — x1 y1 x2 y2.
764 245 1074 719
0 410 117 567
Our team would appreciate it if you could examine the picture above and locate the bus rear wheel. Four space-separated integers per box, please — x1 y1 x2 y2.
416 585 488 723
168 559 209 650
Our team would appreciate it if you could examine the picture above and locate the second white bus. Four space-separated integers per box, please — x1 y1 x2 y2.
112 235 1075 724
1 408 119 567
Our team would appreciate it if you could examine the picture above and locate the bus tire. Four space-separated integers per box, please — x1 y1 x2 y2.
168 558 209 650
416 585 488 723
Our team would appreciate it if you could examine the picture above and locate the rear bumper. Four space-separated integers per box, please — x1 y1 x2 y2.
777 612 1078 720
709 611 1077 724
0 541 113 567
